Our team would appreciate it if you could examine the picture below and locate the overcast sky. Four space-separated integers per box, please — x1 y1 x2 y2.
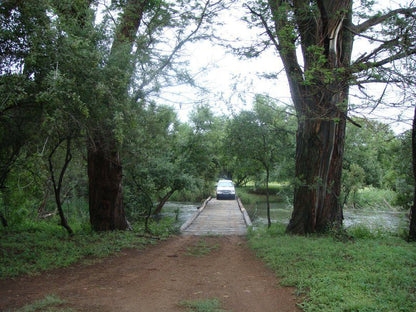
155 1 414 134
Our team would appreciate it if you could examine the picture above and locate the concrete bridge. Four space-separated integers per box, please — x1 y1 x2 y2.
180 197 252 236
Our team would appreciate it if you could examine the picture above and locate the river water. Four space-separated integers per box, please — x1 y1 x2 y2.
163 201 409 232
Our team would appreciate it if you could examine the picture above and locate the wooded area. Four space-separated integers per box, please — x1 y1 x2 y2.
1 0 416 239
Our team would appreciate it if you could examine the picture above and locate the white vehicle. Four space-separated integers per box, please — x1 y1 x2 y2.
216 179 236 200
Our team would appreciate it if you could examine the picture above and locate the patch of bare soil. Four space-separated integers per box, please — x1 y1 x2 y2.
0 236 300 312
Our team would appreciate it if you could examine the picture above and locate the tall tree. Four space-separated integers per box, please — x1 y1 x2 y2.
224 95 295 227
0 0 60 226
86 0 149 231
88 0 223 230
244 0 416 234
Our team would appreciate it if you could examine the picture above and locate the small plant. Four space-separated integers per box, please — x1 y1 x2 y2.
185 239 219 257
15 294 71 312
179 298 228 312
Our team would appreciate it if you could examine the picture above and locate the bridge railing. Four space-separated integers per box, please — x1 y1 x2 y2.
236 196 252 227
179 196 212 232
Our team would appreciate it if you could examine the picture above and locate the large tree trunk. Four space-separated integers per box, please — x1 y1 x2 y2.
287 113 346 233
87 0 148 231
88 138 128 231
265 0 353 234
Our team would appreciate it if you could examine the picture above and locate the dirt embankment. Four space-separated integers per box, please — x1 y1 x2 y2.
1 235 300 312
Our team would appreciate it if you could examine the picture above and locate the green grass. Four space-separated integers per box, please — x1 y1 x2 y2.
185 239 220 257
0 218 178 279
236 186 285 205
179 298 228 312
14 294 71 312
248 224 416 312
348 187 399 210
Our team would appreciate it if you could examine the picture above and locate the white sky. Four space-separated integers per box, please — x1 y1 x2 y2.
155 1 414 134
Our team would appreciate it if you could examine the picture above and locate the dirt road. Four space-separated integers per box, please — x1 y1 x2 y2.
1 236 300 311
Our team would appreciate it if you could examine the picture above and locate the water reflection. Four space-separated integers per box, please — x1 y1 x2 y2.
245 201 409 231
163 201 409 232
343 209 408 230
162 202 201 223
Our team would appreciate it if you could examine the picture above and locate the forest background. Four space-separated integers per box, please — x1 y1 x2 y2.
1 0 415 234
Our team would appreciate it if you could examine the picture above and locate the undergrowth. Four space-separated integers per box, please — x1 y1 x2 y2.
248 224 416 312
0 217 178 279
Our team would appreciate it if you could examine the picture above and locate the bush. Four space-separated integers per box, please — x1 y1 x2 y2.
347 187 398 210
348 224 392 240
0 217 178 279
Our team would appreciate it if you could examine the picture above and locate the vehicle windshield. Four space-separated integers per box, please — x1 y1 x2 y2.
218 181 234 187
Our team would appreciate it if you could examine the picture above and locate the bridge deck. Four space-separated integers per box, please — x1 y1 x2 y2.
181 198 249 236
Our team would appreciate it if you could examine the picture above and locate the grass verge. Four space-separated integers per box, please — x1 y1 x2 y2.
248 224 416 312
0 218 178 279
14 294 71 312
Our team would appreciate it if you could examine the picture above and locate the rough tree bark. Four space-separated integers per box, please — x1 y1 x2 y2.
264 0 353 233
253 0 416 234
88 138 128 231
87 0 148 231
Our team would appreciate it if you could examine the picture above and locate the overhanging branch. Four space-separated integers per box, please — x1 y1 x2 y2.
244 4 280 52
352 7 416 34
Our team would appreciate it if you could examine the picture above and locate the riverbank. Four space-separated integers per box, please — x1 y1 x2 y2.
234 185 409 233
248 223 416 311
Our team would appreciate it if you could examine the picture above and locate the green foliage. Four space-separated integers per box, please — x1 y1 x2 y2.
140 216 181 238
236 183 291 205
342 119 412 210
347 224 396 240
15 294 70 312
179 298 227 312
249 224 416 311
222 95 296 186
391 130 414 209
344 119 396 188
170 187 209 202
351 187 398 209
1 0 225 232
122 104 221 219
342 163 365 207
185 239 219 257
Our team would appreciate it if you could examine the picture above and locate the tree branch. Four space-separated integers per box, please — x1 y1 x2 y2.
352 7 416 34
134 0 214 101
361 47 416 70
244 4 280 52
352 37 400 65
